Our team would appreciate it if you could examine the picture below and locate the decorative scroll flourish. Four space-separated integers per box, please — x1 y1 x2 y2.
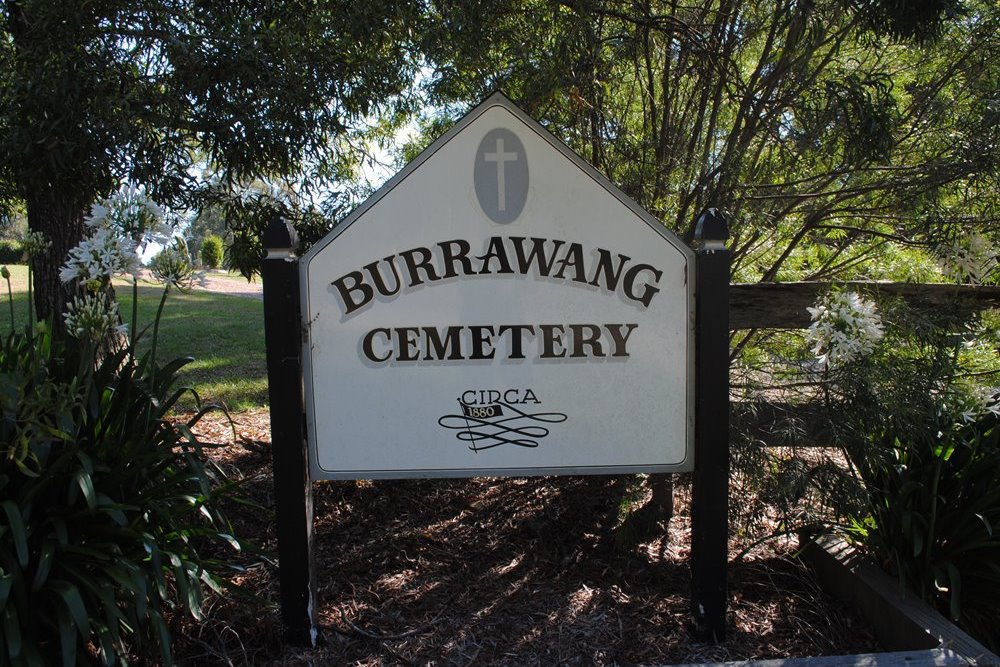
438 400 567 452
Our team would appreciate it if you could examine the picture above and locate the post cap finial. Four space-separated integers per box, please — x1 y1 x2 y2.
694 209 729 243
262 214 298 252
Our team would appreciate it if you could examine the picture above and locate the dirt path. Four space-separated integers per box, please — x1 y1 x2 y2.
198 271 263 300
136 269 264 299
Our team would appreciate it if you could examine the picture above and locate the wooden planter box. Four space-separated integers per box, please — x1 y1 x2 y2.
791 535 999 667
674 535 998 667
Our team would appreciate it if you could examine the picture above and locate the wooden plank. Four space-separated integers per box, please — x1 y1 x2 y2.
801 536 1000 666
731 282 1000 330
690 210 731 642
678 648 977 667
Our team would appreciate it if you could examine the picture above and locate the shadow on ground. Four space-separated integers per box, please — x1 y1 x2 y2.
176 436 879 666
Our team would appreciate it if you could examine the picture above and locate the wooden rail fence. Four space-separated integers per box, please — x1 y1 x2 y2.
730 281 1000 330
728 281 1000 446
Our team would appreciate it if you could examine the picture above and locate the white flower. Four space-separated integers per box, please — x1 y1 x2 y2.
960 387 1000 423
84 203 110 229
84 184 175 250
64 293 127 343
60 227 140 284
806 290 884 371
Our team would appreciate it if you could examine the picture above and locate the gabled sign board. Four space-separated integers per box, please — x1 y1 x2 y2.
301 94 695 479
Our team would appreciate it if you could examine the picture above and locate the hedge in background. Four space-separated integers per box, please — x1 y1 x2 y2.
0 240 23 265
199 234 223 270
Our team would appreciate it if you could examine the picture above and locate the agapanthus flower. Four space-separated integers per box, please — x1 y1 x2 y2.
806 290 884 370
64 293 127 343
150 245 205 290
84 203 110 228
959 387 1000 423
60 227 140 284
85 184 173 249
21 230 51 258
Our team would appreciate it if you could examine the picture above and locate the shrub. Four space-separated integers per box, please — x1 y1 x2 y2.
0 239 23 264
829 311 1000 651
0 310 242 663
200 234 223 270
733 296 1000 651
850 413 1000 649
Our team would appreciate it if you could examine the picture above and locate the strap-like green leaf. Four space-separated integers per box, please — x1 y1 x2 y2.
149 609 172 666
1 501 28 568
50 580 91 639
56 604 76 667
2 605 21 660
947 562 963 621
31 541 54 592
74 470 97 509
0 572 11 606
95 493 128 526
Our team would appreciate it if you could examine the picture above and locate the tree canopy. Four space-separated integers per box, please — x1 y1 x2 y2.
1 0 997 326
412 0 998 288
0 0 420 322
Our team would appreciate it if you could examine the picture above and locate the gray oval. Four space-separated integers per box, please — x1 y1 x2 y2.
474 128 528 224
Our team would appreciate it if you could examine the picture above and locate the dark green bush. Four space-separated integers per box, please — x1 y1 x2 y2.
736 301 1000 651
850 414 1000 649
0 323 242 665
0 240 23 264
831 316 1000 651
199 234 223 270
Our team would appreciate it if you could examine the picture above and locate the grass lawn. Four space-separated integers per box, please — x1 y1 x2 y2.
0 264 267 411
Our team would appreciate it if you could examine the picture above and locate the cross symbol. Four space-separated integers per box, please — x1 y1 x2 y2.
483 138 519 212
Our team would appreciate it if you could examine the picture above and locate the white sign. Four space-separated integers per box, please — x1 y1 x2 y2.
301 94 694 479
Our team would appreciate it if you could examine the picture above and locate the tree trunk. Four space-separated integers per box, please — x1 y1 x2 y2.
26 190 85 335
649 473 674 523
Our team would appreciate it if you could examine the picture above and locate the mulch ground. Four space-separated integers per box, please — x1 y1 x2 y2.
175 410 880 666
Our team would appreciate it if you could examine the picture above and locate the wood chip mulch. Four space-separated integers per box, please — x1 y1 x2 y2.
174 410 880 666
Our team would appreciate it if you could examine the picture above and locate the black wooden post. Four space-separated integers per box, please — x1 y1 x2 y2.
261 216 317 646
690 208 730 642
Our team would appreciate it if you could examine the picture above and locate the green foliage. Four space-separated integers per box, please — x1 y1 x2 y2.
798 73 900 164
0 0 422 322
202 188 334 280
416 0 999 283
848 415 1000 649
731 296 999 650
186 205 229 265
0 319 243 665
848 0 966 42
0 240 22 265
826 311 1000 649
1 1 421 201
0 209 25 242
199 235 223 270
